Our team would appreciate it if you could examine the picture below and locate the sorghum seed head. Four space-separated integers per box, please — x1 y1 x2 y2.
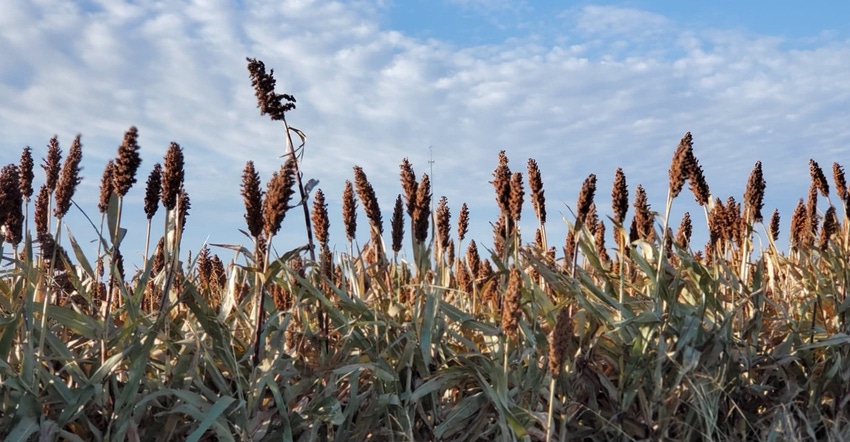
435 196 451 249
161 142 185 211
669 132 693 198
457 202 469 243
744 161 766 223
575 174 597 231
527 158 546 224
391 194 404 253
612 168 629 224
112 126 142 197
98 160 115 214
311 188 330 247
42 136 62 192
342 180 357 242
810 159 830 198
246 57 295 121
19 147 34 201
144 163 162 220
353 166 383 235
240 161 264 238
53 134 83 220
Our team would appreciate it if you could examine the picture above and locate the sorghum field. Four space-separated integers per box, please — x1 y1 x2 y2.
2 58 850 441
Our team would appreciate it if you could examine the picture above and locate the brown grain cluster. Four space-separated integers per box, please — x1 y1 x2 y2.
492 151 511 219
42 136 62 192
501 265 523 340
509 172 524 224
549 306 573 376
575 174 597 232
457 202 469 243
669 132 693 198
98 160 115 214
19 147 34 202
262 159 296 238
246 57 295 120
53 135 83 220
0 165 23 245
789 198 809 248
743 161 766 223
353 166 383 236
240 161 264 239
769 209 781 242
819 206 837 251
161 142 185 211
435 196 451 250
611 168 629 225
113 126 142 197
391 195 404 254
311 188 330 248
630 185 654 242
527 158 546 224
676 212 692 249
810 159 830 198
144 163 162 221
413 174 431 243
342 180 357 242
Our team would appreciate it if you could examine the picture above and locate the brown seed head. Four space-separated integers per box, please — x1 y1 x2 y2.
509 171 524 223
810 159 829 198
687 155 710 206
262 159 296 238
669 132 693 198
246 57 295 120
391 194 404 253
633 184 654 242
611 168 629 224
457 202 469 243
240 161 263 238
492 150 511 217
1 165 23 245
575 174 597 231
492 217 505 256
144 163 162 220
161 142 184 211
42 136 62 192
769 209 780 242
113 126 142 197
595 220 609 263
311 188 330 248
34 184 50 235
819 206 837 251
399 158 418 217
435 196 451 249
342 180 357 242
177 187 191 232
549 306 573 376
501 265 523 340
564 230 576 264
353 166 383 235
467 240 481 282
527 158 546 224
833 162 848 203
807 182 819 236
676 212 692 249
744 161 766 223
413 174 431 243
98 160 115 214
19 147 34 201
53 134 83 219
790 198 808 248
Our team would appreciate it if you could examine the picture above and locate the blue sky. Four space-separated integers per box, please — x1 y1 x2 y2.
1 0 849 267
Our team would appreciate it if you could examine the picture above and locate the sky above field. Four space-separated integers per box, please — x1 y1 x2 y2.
2 0 849 265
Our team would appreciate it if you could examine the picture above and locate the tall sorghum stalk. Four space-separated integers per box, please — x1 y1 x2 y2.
39 134 82 365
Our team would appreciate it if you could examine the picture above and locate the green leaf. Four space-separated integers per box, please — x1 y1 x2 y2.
185 396 236 442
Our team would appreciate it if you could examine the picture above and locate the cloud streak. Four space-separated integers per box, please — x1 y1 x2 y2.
1 1 848 262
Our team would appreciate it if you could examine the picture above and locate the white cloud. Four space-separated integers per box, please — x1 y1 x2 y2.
1 0 848 264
